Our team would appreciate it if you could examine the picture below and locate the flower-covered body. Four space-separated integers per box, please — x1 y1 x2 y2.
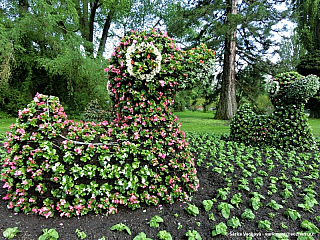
230 72 320 150
1 29 215 218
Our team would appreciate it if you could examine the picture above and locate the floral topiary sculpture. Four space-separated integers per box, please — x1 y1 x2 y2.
1 29 215 218
230 71 320 150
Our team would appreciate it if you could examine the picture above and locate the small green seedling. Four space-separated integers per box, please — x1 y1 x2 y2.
3 227 19 239
258 220 272 231
185 230 202 240
110 223 132 235
149 215 164 228
241 208 255 220
300 219 320 234
227 216 241 229
39 228 59 240
133 232 153 240
185 203 199 216
157 230 172 240
281 222 288 229
202 199 214 211
285 208 301 221
230 193 242 207
217 202 233 219
266 200 283 211
208 213 215 221
212 222 227 237
75 228 87 239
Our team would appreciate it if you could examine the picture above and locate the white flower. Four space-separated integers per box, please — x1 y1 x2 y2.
125 42 162 81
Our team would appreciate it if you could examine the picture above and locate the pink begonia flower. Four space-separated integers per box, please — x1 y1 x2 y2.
74 147 82 155
44 211 52 218
159 80 165 87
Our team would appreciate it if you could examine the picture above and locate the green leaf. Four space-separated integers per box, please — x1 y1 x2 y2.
133 232 153 240
157 230 172 240
185 230 202 240
3 227 19 239
110 223 132 235
149 215 164 228
212 222 227 237
185 203 199 216
217 202 233 219
202 200 213 211
39 229 59 240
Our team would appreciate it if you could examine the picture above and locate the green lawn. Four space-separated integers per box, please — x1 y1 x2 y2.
1 112 320 138
0 117 15 136
308 119 320 138
175 111 230 135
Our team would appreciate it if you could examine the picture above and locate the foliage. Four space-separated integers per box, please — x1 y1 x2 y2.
0 0 117 115
1 130 320 238
75 228 87 239
297 50 320 118
163 0 289 119
292 0 320 52
258 220 273 231
211 222 227 237
185 230 202 240
217 202 233 219
157 230 172 240
202 199 214 212
133 232 153 240
185 203 200 216
110 223 132 235
39 229 59 240
300 220 320 234
285 208 301 221
149 215 164 228
230 72 320 150
2 227 19 239
227 216 241 229
82 99 114 123
241 209 255 220
0 29 216 218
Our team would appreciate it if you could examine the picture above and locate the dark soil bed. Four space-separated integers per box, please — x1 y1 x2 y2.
1 139 320 240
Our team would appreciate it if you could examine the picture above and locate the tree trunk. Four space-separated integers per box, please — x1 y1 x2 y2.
97 11 114 56
214 0 237 120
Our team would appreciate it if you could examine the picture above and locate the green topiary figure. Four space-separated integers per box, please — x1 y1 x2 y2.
1 29 215 218
230 71 320 150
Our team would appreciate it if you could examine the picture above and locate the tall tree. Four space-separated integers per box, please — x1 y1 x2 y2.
163 0 289 119
215 0 237 119
291 0 320 117
292 0 320 52
0 0 167 114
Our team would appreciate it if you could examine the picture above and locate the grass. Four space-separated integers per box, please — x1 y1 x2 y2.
0 117 15 137
308 119 320 138
175 111 230 135
1 112 320 137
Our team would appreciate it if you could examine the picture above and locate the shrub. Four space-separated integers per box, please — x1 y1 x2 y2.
82 99 115 122
0 29 215 218
230 72 320 150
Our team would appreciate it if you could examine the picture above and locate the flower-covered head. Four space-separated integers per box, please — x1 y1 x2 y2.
105 29 215 118
268 71 320 105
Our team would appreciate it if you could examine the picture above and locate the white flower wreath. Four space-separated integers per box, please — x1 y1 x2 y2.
125 42 162 81
268 80 280 97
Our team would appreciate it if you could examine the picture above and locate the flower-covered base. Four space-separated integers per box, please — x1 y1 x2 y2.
1 93 199 218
